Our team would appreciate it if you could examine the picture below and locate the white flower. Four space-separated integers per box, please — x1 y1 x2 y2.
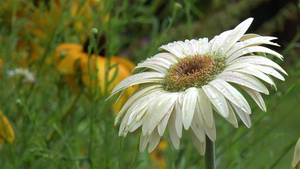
292 138 300 169
7 68 36 83
110 18 287 154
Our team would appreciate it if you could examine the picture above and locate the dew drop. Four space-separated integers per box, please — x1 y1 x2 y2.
217 102 223 106
211 93 217 99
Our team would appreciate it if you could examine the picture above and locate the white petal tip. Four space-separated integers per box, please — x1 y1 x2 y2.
148 147 155 153
245 123 251 128
245 17 254 23
240 18 254 27
183 123 190 130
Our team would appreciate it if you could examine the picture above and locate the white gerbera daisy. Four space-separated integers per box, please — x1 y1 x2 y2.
110 18 287 155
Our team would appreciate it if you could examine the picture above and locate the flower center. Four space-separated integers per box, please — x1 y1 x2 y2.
163 55 226 92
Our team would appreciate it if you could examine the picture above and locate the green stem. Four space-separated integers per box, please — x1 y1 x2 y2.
269 136 300 169
88 100 96 169
46 90 82 144
87 31 98 169
205 136 215 169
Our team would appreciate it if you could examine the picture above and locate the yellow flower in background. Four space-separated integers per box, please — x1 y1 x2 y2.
292 138 300 169
55 43 136 113
0 59 3 79
67 0 109 41
1 0 108 67
149 140 167 169
28 0 107 42
0 110 15 145
54 43 85 94
79 54 136 112
0 59 3 67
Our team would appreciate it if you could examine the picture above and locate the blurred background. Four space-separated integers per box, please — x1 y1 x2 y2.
0 0 299 168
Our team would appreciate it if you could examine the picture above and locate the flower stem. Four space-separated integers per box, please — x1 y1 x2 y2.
205 136 215 169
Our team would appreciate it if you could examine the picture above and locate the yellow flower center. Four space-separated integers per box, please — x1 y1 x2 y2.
163 55 225 92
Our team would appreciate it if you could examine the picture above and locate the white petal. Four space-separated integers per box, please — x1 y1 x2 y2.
227 36 279 56
169 110 181 149
133 61 168 74
197 38 209 54
119 105 148 136
217 71 269 94
204 124 216 142
126 105 146 126
153 52 179 63
209 79 251 114
111 72 164 96
126 88 162 125
227 46 283 63
202 84 229 118
213 102 238 128
184 39 199 56
191 107 206 142
181 40 197 56
226 64 276 86
209 30 231 55
222 18 253 52
126 105 148 133
148 128 162 153
142 93 177 135
175 41 190 55
225 101 239 128
198 106 216 141
178 92 185 105
132 54 175 74
227 63 285 83
231 103 251 128
119 90 163 136
231 55 287 75
129 120 143 132
241 86 266 111
292 138 300 167
133 90 163 122
198 89 214 128
157 105 173 136
191 130 206 155
119 115 130 136
174 99 183 137
252 65 285 81
115 85 161 125
189 38 210 55
139 134 150 152
159 41 186 58
239 34 261 41
182 87 198 130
